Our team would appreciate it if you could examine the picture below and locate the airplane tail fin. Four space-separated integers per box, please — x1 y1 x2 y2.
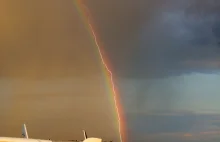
22 123 29 139
83 130 87 140
81 130 102 142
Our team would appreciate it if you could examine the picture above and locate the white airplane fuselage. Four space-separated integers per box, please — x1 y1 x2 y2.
0 137 102 142
0 124 102 142
0 137 52 142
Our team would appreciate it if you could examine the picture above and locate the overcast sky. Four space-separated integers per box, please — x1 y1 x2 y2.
84 0 220 113
0 0 119 141
1 0 220 142
84 1 220 141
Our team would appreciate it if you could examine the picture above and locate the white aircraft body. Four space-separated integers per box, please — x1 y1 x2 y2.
0 124 102 142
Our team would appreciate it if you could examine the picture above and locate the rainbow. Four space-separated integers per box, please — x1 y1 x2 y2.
73 1 127 142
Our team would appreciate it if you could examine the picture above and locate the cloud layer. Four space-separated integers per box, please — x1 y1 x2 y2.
85 0 220 78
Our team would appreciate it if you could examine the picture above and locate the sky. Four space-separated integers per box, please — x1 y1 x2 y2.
1 0 220 142
84 0 220 141
84 0 220 113
0 0 118 141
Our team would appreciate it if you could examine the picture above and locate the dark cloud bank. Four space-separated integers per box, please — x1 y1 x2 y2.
85 0 220 79
84 1 220 141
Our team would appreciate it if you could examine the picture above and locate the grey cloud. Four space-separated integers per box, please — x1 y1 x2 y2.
85 0 220 78
83 1 220 141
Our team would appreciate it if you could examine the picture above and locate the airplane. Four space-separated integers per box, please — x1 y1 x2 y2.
0 124 102 142
81 130 102 142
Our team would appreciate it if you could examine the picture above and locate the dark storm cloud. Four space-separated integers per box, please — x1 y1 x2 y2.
83 2 220 141
85 0 220 78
